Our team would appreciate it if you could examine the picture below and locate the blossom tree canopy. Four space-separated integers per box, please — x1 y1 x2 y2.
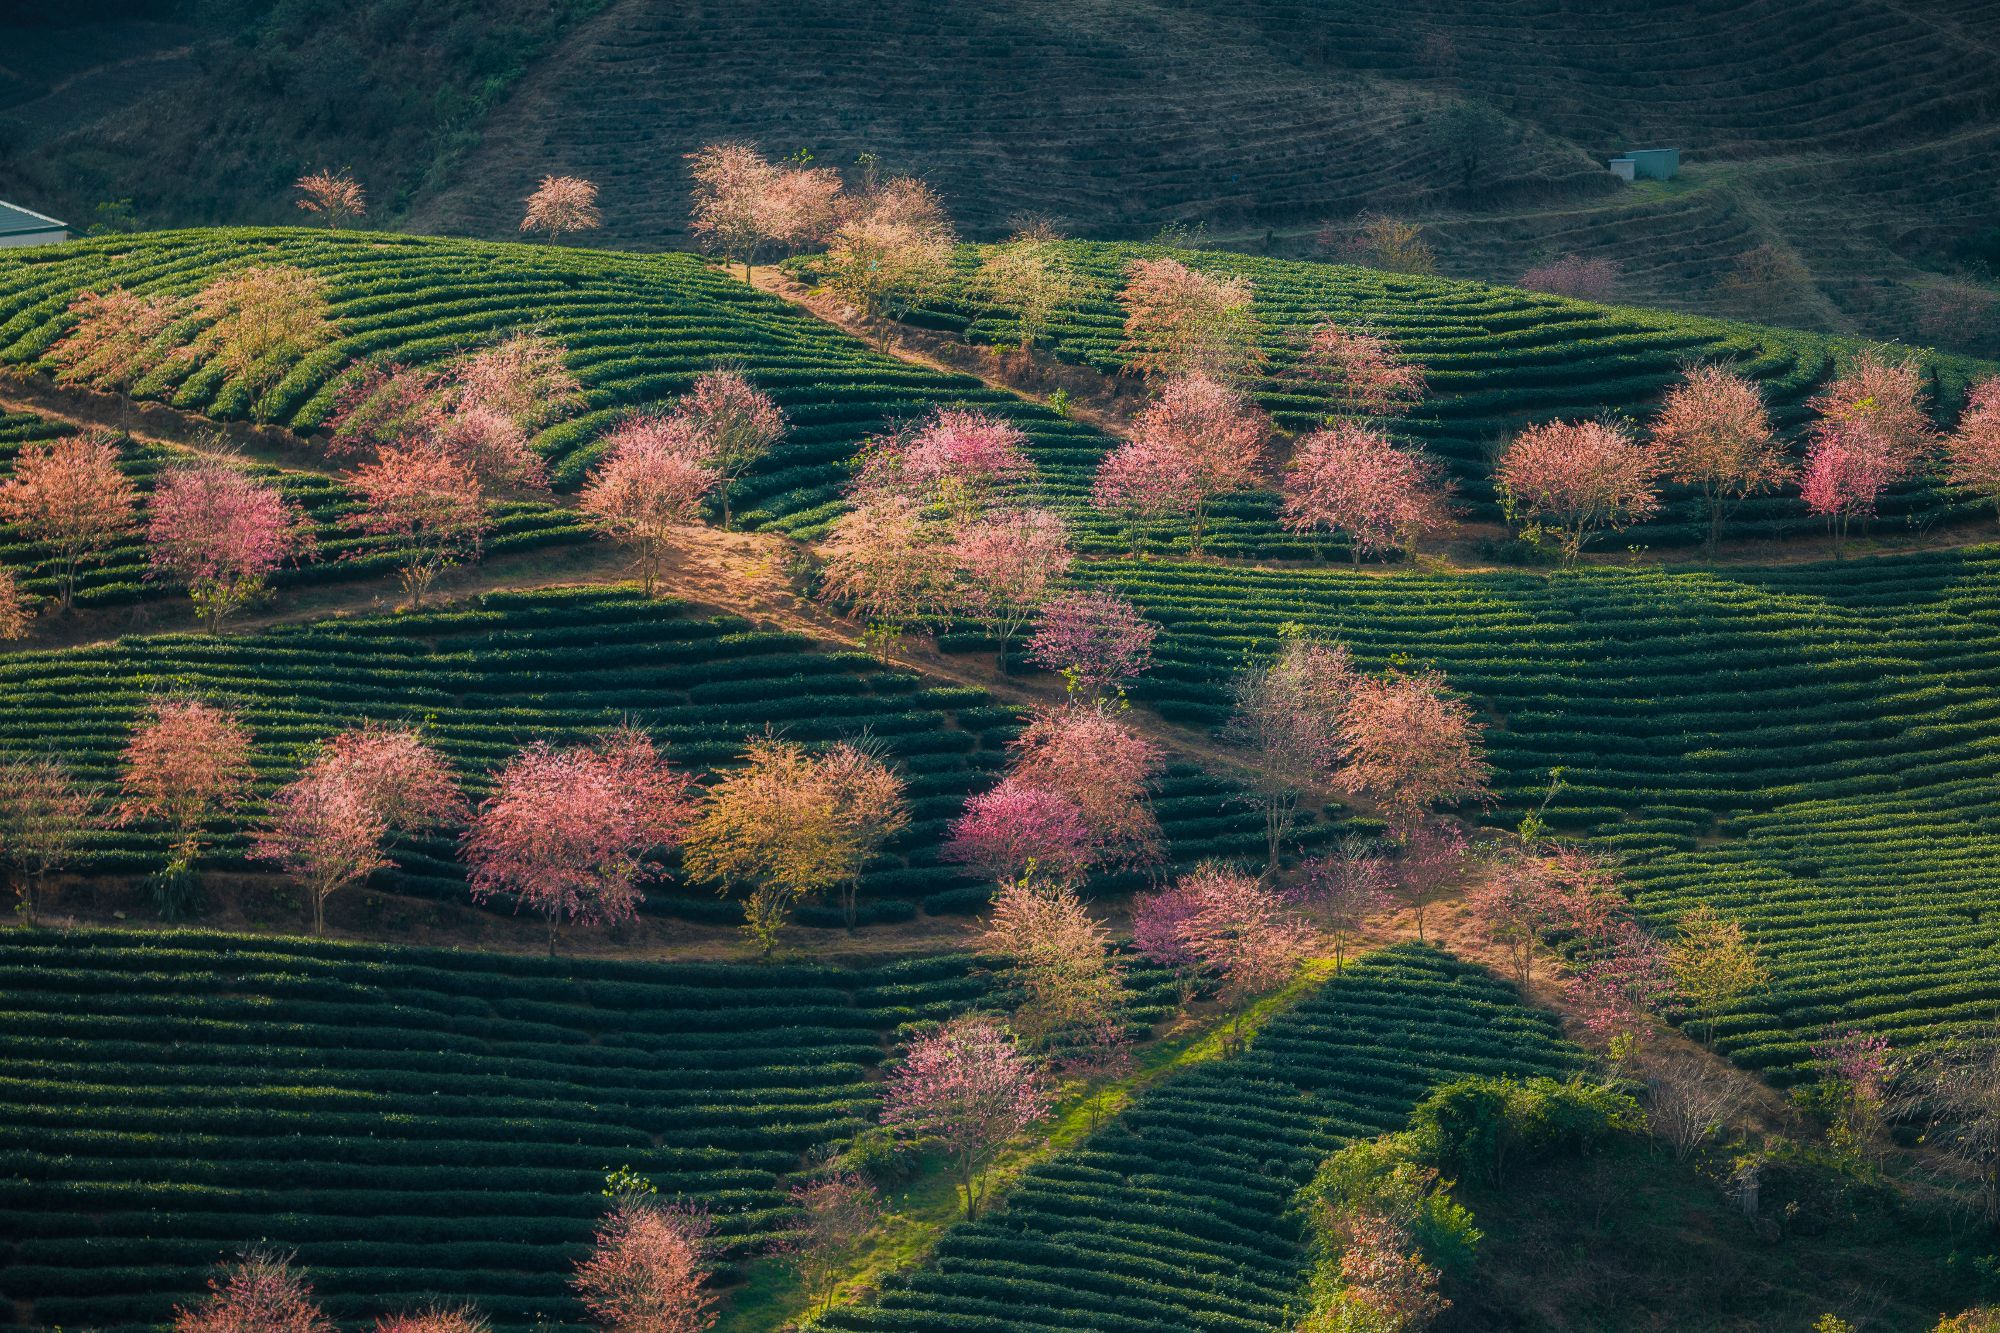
146 461 311 633
1495 419 1662 562
1281 423 1452 562
461 727 697 952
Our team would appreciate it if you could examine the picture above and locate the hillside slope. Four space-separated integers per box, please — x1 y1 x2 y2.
9 2 2000 354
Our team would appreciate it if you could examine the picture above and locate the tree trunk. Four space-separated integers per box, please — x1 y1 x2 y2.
548 916 559 958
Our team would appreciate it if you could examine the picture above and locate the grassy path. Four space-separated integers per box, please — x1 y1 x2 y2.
716 957 1343 1333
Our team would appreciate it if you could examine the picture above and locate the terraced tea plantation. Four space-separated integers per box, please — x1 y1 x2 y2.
0 928 992 1332
0 585 1293 922
907 241 1998 545
1097 545 2000 1073
0 408 588 611
0 230 1333 554
823 945 1581 1333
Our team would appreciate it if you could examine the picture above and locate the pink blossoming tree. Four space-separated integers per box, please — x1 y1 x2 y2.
1230 637 1357 868
980 875 1129 1058
253 725 465 936
45 287 177 391
1008 704 1164 869
0 430 140 613
348 443 489 608
174 1249 330 1333
0 755 96 923
1495 419 1662 563
572 1196 717 1333
1650 364 1789 555
146 461 311 633
1026 587 1157 699
1293 836 1393 971
1281 423 1452 563
1335 670 1493 836
882 1015 1051 1218
1947 376 2000 527
1132 862 1317 1041
1291 322 1425 420
672 369 787 528
521 175 601 241
118 696 255 873
1092 374 1269 558
951 507 1073 667
1117 257 1262 381
580 415 719 593
946 778 1096 885
462 727 697 954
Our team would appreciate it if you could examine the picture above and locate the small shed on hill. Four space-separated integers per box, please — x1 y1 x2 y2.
1608 148 1680 182
0 201 69 248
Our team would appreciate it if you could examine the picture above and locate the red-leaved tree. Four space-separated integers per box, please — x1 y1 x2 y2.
1495 419 1662 562
1650 364 1788 555
173 1248 330 1333
882 1015 1051 1218
373 1307 489 1333
573 1196 717 1333
0 430 140 612
462 727 697 953
1281 424 1451 563
1092 373 1269 557
147 461 311 633
580 415 718 593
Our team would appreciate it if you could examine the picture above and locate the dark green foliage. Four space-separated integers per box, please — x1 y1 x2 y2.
1404 1075 1643 1187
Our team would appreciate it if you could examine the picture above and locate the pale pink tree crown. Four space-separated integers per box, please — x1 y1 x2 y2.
521 174 601 239
1292 321 1426 419
1026 588 1157 699
0 430 140 611
950 507 1073 653
882 1015 1051 1218
1117 257 1261 380
1281 423 1451 561
1334 669 1493 835
1521 254 1618 302
173 1249 330 1333
1495 419 1662 562
146 461 312 633
671 368 785 526
348 442 489 607
1093 373 1268 556
45 287 177 390
294 170 366 228
580 415 719 593
571 1198 717 1333
1008 704 1164 867
117 696 255 859
1946 376 2000 523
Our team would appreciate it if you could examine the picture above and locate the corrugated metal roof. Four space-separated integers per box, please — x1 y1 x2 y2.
0 200 68 236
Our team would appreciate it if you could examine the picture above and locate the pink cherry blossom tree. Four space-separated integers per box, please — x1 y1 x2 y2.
1394 820 1470 943
453 331 585 436
1293 835 1392 971
821 175 958 327
572 1196 716 1333
1520 254 1618 302
1495 419 1662 563
462 727 697 954
882 1015 1051 1218
892 409 1035 519
1008 704 1164 868
1131 862 1317 1043
951 507 1073 667
147 461 312 633
427 405 549 493
817 492 952 645
253 725 465 936
580 415 719 593
0 430 140 613
1335 669 1492 836
1291 322 1426 420
980 875 1129 1058
1649 363 1789 555
174 1248 330 1333
1800 430 1898 555
0 755 96 923
1230 637 1357 868
686 143 844 282
45 287 177 391
1468 848 1611 988
1026 587 1157 699
1799 351 1936 553
348 443 489 609
1560 920 1671 1052
521 174 601 241
294 170 366 228
1281 424 1452 563
946 778 1096 885
672 369 786 528
1092 374 1269 557
1947 376 2000 527
118 696 255 873
778 1171 881 1319
1117 257 1262 381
